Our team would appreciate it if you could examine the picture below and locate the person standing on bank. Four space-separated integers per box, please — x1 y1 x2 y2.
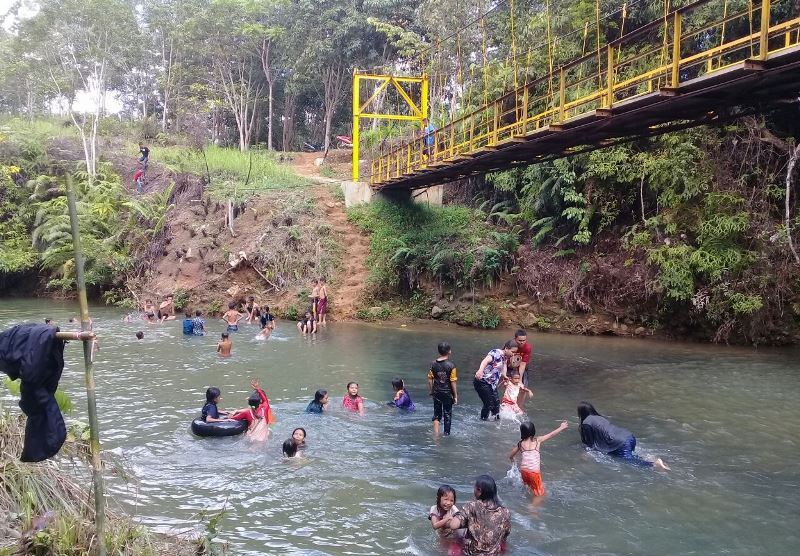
473 340 517 421
428 342 458 436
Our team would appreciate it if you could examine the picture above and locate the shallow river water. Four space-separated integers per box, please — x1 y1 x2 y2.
1 299 799 555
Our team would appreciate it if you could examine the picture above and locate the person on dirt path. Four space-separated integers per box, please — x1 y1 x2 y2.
317 278 328 326
138 143 150 172
133 167 144 194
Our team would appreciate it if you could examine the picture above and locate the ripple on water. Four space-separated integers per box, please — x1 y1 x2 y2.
2 301 800 555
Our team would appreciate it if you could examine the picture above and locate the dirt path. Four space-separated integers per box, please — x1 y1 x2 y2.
292 153 370 319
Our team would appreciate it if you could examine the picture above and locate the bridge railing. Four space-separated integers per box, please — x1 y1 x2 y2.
370 0 800 186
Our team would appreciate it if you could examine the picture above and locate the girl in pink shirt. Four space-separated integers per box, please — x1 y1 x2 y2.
342 382 364 414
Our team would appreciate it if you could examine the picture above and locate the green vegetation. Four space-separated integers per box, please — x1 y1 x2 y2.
0 123 173 292
348 200 518 295
158 145 310 200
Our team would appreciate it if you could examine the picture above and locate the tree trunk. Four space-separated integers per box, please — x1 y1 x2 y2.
267 80 274 151
785 142 800 265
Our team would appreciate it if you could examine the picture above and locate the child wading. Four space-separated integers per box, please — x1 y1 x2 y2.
342 382 364 414
428 342 458 436
509 420 568 497
388 378 416 411
229 379 274 441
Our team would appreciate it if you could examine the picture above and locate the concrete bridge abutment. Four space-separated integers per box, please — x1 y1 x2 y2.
341 181 443 208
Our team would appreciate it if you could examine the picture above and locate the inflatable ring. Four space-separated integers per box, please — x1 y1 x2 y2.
191 418 247 437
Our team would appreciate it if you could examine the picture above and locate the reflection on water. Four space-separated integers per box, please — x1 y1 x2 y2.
1 299 799 555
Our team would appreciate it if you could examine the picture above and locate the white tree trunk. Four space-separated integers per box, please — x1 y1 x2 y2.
267 81 274 151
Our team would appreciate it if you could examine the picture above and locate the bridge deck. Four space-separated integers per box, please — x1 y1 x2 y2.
370 3 800 191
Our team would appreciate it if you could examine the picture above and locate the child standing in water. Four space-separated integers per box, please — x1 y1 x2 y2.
429 342 458 436
388 378 416 411
500 372 533 415
230 379 274 440
221 302 243 332
217 333 232 357
509 420 568 497
342 382 364 415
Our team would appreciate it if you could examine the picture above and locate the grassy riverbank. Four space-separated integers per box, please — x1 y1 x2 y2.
0 404 202 556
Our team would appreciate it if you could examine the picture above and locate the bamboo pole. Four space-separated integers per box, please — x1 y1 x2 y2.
65 175 107 556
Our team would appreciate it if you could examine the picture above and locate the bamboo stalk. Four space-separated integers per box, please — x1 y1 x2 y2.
65 174 107 556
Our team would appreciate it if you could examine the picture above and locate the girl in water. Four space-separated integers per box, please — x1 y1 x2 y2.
292 427 307 450
446 475 510 556
342 382 364 415
429 484 461 537
500 371 533 416
578 401 669 470
473 340 518 421
388 378 416 411
306 389 329 413
509 420 568 497
229 379 275 440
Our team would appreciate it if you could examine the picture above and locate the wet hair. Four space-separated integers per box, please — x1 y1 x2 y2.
346 382 358 390
185 309 192 317
44 318 52 324
313 389 328 403
519 421 536 442
474 475 500 505
195 310 202 316
135 331 144 340
515 329 527 338
263 305 270 313
282 438 298 457
228 302 235 309
206 387 221 403
221 333 229 339
507 370 521 379
319 277 326 283
578 401 601 423
503 339 518 351
247 392 261 409
312 278 318 284
292 427 306 441
437 342 451 356
391 378 405 391
436 485 457 512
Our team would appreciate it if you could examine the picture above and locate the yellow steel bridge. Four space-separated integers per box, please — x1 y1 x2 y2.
367 0 800 190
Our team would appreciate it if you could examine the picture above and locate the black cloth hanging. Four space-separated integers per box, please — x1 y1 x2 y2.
0 323 67 462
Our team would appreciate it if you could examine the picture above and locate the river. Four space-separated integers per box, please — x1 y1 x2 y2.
1 298 798 555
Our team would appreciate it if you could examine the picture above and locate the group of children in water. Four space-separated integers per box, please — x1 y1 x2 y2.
194 326 669 555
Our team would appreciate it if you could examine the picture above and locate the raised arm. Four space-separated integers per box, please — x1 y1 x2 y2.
538 421 568 443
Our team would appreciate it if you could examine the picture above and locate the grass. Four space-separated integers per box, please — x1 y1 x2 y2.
157 145 311 200
0 117 78 144
0 404 199 556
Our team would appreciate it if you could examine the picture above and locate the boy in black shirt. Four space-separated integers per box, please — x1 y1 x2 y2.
428 342 458 436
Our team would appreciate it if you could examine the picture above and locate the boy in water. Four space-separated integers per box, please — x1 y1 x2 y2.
428 342 458 436
182 309 194 335
317 278 328 326
158 294 176 321
135 331 144 340
217 333 232 357
221 302 243 332
244 295 260 324
260 305 275 331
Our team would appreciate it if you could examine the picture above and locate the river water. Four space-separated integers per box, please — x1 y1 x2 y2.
1 298 798 555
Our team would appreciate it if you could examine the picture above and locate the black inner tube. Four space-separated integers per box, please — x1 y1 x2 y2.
191 418 247 437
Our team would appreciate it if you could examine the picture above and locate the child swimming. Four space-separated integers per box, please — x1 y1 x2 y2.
388 378 416 411
201 387 230 422
292 427 307 450
509 420 568 497
342 382 364 415
306 389 328 413
429 485 461 539
500 372 533 415
282 438 299 458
